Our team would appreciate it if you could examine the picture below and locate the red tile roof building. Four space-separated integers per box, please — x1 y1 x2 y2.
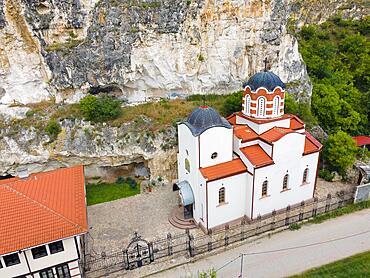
0 166 87 278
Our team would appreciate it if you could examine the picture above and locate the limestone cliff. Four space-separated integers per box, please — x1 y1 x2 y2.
0 0 367 105
0 0 368 180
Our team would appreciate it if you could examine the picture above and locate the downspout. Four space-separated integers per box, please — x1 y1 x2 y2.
206 181 209 231
251 168 256 220
23 250 34 278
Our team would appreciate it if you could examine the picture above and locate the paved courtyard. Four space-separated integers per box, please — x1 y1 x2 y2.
87 185 187 254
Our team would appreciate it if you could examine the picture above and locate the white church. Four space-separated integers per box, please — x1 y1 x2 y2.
175 71 322 232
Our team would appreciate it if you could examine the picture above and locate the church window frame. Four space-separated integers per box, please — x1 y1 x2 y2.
211 152 218 159
245 94 251 114
218 187 225 204
273 95 280 116
185 158 190 173
257 97 266 117
261 180 268 197
283 174 289 190
303 168 309 184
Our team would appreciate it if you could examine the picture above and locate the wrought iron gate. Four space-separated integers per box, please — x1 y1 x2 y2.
124 232 154 270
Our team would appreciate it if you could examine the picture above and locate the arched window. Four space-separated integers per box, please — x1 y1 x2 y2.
303 168 309 183
257 97 266 117
185 158 190 173
245 95 251 114
283 174 289 190
211 152 218 159
219 187 225 204
273 96 280 116
262 180 268 197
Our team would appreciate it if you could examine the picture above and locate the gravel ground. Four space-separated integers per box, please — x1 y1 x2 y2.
315 177 356 199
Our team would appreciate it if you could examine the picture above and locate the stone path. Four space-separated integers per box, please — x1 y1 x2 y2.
87 185 186 254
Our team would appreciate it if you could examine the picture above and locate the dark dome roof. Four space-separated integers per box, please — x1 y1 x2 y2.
184 106 232 136
243 71 285 92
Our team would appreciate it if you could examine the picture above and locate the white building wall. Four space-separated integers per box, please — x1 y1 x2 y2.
207 173 249 229
252 134 319 217
26 238 79 272
0 237 81 278
0 252 29 278
236 115 290 134
199 127 233 168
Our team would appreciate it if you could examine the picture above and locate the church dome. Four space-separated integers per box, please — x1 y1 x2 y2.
184 106 232 136
243 71 285 92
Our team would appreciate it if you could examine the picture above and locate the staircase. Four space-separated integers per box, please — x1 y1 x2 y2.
168 206 197 230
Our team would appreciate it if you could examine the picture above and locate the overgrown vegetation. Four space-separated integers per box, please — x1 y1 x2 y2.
44 119 61 141
86 179 140 206
79 95 122 122
296 16 370 177
297 16 369 135
290 250 370 278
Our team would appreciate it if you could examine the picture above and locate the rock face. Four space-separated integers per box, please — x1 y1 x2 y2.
0 118 179 181
0 0 367 105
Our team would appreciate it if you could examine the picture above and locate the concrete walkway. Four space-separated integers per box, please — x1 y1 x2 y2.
149 208 370 278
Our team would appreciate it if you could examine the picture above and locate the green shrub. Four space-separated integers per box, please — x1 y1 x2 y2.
79 95 122 122
220 91 243 116
289 223 301 231
323 131 358 176
318 169 335 182
45 119 61 141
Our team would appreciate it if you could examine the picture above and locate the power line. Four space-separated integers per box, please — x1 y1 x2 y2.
213 229 370 275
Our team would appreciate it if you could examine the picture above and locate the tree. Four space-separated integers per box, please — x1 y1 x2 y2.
79 95 122 122
221 91 243 116
323 131 358 176
45 119 61 141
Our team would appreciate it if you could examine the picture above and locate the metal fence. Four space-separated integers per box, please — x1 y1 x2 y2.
84 190 355 277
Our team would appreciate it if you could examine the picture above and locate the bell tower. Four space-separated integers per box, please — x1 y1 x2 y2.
242 70 286 119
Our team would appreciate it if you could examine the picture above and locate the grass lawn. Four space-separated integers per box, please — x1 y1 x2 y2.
86 182 140 206
291 250 370 277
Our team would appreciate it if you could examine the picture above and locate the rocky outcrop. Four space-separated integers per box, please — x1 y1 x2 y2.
0 118 178 181
0 0 367 105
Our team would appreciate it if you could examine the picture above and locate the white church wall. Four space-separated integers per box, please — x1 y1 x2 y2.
234 147 254 173
177 124 199 186
273 132 305 162
199 127 233 168
252 151 319 218
207 173 248 229
194 173 207 225
235 115 290 134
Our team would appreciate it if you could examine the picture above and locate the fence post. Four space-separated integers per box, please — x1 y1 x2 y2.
285 205 291 226
312 197 318 217
224 224 229 246
325 194 332 212
299 201 305 221
241 218 246 241
255 215 262 235
271 210 276 230
338 191 345 208
187 233 194 257
208 229 213 251
167 233 173 256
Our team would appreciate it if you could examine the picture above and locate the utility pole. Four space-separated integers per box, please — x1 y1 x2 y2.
239 254 244 278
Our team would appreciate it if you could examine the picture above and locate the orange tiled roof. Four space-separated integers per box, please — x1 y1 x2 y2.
240 145 274 168
290 116 305 130
304 131 323 155
0 165 87 255
260 127 295 142
226 114 237 126
234 125 259 142
200 158 248 181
